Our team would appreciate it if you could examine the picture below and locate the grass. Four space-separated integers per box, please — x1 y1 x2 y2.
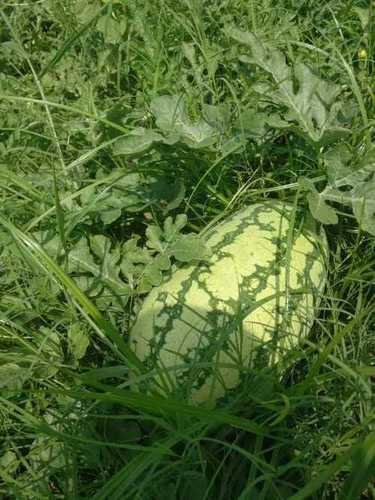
0 0 374 498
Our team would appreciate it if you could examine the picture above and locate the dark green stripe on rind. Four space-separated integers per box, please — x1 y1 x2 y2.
129 202 328 404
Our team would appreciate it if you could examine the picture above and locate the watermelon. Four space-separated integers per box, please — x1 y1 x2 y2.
129 202 328 405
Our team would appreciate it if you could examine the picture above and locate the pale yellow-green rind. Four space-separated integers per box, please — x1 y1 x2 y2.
130 202 328 405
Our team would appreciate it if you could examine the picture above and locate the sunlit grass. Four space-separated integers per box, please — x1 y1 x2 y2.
0 0 374 498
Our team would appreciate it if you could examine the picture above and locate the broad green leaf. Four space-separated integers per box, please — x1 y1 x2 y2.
145 175 186 211
324 145 374 188
74 0 102 24
150 95 187 132
100 207 122 225
0 363 26 390
113 128 163 156
160 133 180 145
162 178 186 213
229 28 345 143
306 191 338 225
353 7 370 29
74 275 100 294
323 144 353 185
153 253 171 271
322 145 375 234
299 178 338 225
164 213 187 240
202 103 231 132
89 234 111 260
0 451 18 476
68 238 97 274
81 171 185 222
89 235 125 292
145 225 164 252
182 42 196 68
67 236 127 306
145 214 209 263
112 172 143 188
121 237 152 289
150 95 216 148
235 109 267 137
122 237 151 265
140 261 163 288
96 15 125 44
220 134 248 155
339 163 375 188
31 232 61 259
68 323 90 360
64 171 178 230
28 436 65 470
130 214 211 292
179 120 216 148
264 113 290 129
120 236 165 293
36 327 62 360
171 234 212 263
351 177 375 235
79 183 97 205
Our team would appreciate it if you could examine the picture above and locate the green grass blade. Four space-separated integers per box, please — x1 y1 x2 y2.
39 4 108 78
69 382 270 437
339 431 375 500
0 215 143 372
288 451 351 500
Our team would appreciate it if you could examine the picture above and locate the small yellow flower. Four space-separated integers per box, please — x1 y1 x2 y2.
358 48 368 60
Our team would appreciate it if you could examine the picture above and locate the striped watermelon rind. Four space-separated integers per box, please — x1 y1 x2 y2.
129 201 328 405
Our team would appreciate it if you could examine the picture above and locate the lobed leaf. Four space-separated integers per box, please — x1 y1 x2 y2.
229 28 346 144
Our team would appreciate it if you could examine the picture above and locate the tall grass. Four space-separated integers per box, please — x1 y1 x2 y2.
0 1 374 498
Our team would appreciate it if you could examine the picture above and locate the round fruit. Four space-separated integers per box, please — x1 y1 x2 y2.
129 202 328 404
